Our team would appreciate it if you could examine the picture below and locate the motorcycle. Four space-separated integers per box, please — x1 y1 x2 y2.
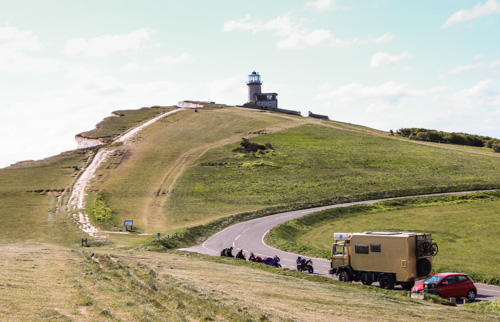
248 252 264 262
263 255 281 268
296 259 314 274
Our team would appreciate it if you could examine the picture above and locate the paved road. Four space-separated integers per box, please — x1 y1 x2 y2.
182 193 500 301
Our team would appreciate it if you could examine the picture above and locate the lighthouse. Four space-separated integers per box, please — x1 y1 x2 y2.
247 71 262 104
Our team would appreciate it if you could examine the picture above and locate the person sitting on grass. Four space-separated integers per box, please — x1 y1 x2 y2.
235 249 245 259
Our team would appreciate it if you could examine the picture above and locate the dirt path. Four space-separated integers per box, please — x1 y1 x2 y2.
66 108 187 237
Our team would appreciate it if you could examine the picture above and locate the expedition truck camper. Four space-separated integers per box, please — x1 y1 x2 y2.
330 232 438 290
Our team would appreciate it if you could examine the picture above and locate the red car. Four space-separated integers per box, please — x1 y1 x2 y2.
412 273 477 301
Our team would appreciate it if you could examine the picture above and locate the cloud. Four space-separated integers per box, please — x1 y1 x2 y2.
155 52 191 64
305 0 338 12
223 13 391 49
451 79 500 107
443 0 500 28
444 58 500 76
0 26 42 52
62 28 154 57
312 79 500 137
0 26 62 73
370 51 410 68
449 62 485 74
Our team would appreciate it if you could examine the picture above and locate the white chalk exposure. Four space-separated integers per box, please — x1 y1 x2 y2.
67 107 187 236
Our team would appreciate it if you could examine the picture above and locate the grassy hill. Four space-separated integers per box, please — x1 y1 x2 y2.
1 102 500 320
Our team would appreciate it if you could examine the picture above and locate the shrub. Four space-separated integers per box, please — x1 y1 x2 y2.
493 143 500 153
90 191 116 222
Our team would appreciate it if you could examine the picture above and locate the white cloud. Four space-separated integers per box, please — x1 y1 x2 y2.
305 0 338 12
361 33 394 45
118 61 148 72
62 28 154 57
443 0 500 28
0 26 62 73
155 52 191 64
370 51 410 68
451 79 500 107
449 62 485 74
312 79 500 136
223 13 391 49
0 26 42 52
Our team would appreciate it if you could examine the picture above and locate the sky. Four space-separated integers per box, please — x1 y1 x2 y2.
1 0 500 168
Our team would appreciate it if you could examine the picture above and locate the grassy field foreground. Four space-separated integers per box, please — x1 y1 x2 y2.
266 191 500 284
1 244 498 322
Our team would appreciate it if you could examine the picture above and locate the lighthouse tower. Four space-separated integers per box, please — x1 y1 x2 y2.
247 71 262 103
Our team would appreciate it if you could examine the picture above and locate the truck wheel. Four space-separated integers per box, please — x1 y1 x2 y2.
400 281 415 291
416 258 432 277
379 274 395 289
339 271 352 282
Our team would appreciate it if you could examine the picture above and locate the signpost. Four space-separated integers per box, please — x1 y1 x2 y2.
124 220 133 231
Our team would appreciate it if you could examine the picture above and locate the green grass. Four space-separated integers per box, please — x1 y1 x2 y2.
2 104 500 320
92 107 298 235
266 191 500 284
77 106 175 142
4 245 498 322
169 122 500 227
0 149 92 245
80 105 500 246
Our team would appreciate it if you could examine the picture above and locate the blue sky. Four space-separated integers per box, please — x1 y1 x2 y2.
1 0 500 167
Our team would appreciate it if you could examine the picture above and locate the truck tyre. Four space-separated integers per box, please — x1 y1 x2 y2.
400 281 415 291
379 274 395 289
416 258 432 276
339 270 352 282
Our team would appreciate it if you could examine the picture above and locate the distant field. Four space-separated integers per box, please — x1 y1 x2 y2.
170 122 500 229
266 191 500 283
78 106 175 142
92 106 299 234
0 150 90 245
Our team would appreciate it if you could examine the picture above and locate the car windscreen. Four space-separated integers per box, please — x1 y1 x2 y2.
424 275 443 284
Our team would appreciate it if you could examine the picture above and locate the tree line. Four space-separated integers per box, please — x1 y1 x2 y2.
394 128 500 153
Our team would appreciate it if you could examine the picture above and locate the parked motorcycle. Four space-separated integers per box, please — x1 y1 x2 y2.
263 255 281 267
296 259 314 274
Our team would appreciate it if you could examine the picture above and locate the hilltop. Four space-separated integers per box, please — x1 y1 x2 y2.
1 102 500 321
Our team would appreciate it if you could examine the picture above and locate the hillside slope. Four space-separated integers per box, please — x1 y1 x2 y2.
69 104 500 245
2 103 500 320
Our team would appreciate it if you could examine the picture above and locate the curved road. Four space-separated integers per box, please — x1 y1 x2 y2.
183 192 500 302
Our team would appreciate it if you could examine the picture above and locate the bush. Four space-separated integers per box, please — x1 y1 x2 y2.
90 191 116 222
493 143 500 153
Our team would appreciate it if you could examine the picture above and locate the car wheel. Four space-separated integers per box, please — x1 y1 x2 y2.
467 290 476 301
379 274 395 290
339 271 352 282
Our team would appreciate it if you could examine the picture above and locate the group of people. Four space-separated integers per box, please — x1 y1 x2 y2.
220 247 281 267
220 246 246 259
